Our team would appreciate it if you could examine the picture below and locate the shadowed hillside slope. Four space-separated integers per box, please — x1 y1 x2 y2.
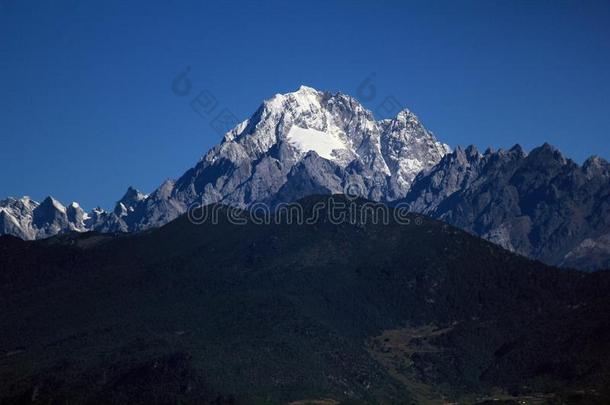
1 196 609 404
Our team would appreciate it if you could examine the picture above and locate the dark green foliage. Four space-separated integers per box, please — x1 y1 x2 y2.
0 196 609 404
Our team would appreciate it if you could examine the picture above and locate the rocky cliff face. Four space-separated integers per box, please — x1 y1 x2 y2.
401 144 610 270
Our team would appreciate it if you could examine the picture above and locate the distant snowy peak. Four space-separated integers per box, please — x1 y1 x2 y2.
208 85 375 168
380 108 451 195
0 187 152 240
208 85 447 178
1 85 451 239
0 195 88 240
119 186 148 206
114 186 147 217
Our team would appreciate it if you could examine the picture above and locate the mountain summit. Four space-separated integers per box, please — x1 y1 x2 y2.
1 86 450 238
164 85 450 213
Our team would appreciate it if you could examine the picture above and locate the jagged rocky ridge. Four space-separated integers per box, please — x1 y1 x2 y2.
0 85 450 239
1 86 608 270
400 144 610 270
0 196 89 240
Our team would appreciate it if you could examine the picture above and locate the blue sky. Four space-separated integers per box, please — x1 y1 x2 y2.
1 0 609 209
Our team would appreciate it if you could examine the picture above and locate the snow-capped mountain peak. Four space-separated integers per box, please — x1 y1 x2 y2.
265 85 323 111
114 186 147 216
40 196 66 214
1 86 450 239
172 85 450 209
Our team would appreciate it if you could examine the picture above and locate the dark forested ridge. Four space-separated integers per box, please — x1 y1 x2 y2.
1 196 609 404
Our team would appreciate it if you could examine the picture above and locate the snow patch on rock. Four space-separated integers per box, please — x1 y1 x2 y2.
287 125 347 161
